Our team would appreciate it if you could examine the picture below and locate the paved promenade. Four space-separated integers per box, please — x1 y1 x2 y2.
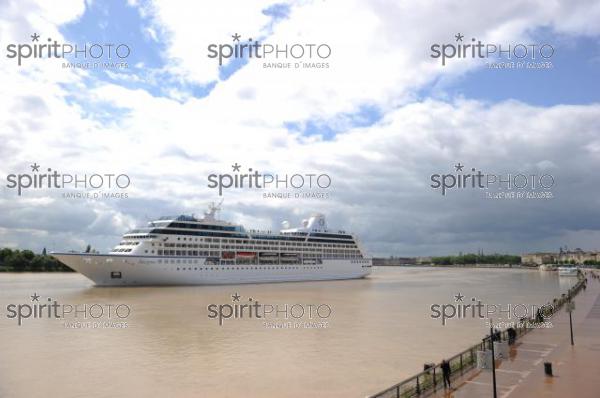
435 271 600 398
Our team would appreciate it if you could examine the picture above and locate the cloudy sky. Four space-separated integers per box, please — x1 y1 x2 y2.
1 0 600 256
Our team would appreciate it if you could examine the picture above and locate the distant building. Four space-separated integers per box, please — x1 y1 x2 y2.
521 253 556 265
522 248 600 265
557 248 600 264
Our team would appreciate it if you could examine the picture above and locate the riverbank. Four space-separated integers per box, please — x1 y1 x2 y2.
374 263 525 269
432 270 599 398
0 248 73 272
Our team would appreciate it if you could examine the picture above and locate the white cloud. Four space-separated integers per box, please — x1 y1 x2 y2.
143 0 276 84
139 0 600 124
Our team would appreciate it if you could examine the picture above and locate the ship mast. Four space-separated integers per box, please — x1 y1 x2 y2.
204 199 224 221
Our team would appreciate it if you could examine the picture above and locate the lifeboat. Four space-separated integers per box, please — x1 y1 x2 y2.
281 253 299 261
221 251 235 259
236 252 256 259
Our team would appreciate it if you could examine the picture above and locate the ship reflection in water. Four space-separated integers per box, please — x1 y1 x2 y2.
0 267 577 398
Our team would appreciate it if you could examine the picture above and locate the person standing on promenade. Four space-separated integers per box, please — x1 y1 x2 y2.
507 327 516 345
441 359 451 389
536 308 544 323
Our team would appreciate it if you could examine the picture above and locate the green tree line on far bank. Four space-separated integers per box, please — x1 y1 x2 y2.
431 253 521 265
0 248 73 272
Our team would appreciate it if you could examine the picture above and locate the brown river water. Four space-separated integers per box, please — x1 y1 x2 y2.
0 267 576 397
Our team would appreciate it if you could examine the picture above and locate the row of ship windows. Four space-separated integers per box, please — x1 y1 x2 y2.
350 259 371 264
158 243 358 250
147 242 357 249
118 242 358 250
111 249 362 257
110 249 364 260
160 249 360 254
115 247 360 255
123 236 355 246
175 266 324 271
220 244 358 249
156 258 324 265
135 226 351 238
174 243 356 249
126 235 155 239
157 250 361 257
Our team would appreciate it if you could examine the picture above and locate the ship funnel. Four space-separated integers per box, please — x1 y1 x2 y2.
306 213 327 231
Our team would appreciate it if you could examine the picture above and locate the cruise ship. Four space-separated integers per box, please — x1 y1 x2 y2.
52 203 372 286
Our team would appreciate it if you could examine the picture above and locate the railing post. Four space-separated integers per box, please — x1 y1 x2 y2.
396 384 399 398
433 367 437 391
416 375 420 395
460 353 464 375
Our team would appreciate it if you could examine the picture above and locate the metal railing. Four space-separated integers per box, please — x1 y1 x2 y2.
369 274 586 398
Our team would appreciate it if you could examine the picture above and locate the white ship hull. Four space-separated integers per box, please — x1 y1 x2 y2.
52 253 372 286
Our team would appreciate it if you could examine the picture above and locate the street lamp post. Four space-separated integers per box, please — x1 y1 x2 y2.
490 319 498 398
567 299 575 346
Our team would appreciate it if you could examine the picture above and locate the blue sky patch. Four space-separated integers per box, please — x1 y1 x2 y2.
58 0 216 111
285 104 382 140
426 30 600 106
262 3 291 20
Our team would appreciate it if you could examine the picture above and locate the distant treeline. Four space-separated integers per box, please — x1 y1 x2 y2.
431 253 521 265
583 260 600 266
0 248 73 272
